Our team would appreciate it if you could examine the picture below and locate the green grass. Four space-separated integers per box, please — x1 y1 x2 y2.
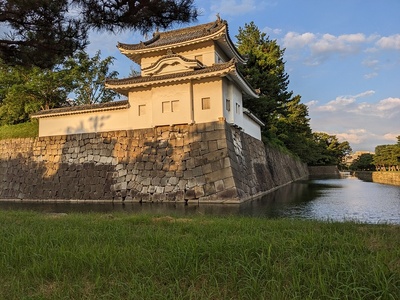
0 211 399 299
0 121 38 140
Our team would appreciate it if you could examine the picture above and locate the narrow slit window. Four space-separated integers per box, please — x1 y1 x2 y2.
202 97 210 110
171 100 179 112
236 103 241 114
162 101 170 113
226 99 231 111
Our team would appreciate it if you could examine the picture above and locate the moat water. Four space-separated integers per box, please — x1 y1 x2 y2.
1 176 399 224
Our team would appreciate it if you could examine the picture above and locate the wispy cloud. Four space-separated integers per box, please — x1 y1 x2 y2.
314 90 375 112
262 26 282 36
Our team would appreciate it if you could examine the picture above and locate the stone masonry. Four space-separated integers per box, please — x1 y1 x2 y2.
0 120 309 203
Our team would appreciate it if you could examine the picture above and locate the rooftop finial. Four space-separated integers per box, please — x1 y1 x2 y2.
216 13 221 22
153 26 159 37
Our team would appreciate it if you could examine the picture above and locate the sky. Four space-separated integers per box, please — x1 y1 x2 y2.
86 0 400 152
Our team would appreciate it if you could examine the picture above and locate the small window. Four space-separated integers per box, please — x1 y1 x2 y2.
195 55 203 63
236 103 241 114
215 53 223 63
138 104 146 116
171 100 179 112
162 101 170 113
202 97 210 110
226 99 231 111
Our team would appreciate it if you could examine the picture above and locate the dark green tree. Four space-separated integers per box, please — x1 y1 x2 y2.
236 22 293 140
373 143 400 171
0 0 197 68
308 132 352 166
275 95 315 162
64 51 119 105
349 153 376 171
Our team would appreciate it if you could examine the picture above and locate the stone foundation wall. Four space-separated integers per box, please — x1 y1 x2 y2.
355 171 400 186
0 121 308 203
308 165 340 177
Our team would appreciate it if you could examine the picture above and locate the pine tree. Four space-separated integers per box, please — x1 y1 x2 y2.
235 22 293 140
0 0 197 68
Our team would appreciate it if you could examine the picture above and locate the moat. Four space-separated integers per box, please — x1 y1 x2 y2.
1 176 399 224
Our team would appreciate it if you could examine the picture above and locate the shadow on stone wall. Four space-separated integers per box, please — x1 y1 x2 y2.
0 121 309 203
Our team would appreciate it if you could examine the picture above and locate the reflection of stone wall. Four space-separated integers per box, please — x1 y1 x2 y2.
0 121 308 203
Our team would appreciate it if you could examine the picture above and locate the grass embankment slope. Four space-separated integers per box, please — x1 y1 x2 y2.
0 211 399 299
0 121 38 140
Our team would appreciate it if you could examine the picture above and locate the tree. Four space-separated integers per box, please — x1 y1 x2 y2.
0 0 88 69
0 61 74 125
373 143 400 171
0 0 198 68
236 22 293 140
308 132 352 166
275 95 315 162
65 51 119 105
349 153 375 171
235 21 320 163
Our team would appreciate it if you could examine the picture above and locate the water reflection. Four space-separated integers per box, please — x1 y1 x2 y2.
0 177 399 224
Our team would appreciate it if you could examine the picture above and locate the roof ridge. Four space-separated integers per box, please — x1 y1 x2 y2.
31 100 130 117
118 19 226 51
106 60 235 86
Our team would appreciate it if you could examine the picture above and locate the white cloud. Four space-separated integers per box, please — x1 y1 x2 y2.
282 32 316 48
376 97 400 112
376 34 400 50
335 129 368 145
308 92 399 151
282 32 380 65
305 100 319 107
383 133 399 142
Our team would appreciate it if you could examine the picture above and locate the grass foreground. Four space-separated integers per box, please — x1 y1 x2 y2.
0 210 399 299
0 121 38 140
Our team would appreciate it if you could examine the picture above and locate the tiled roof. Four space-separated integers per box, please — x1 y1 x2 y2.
118 19 226 51
31 100 129 118
106 60 236 86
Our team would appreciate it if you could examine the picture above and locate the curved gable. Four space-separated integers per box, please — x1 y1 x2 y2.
142 54 203 76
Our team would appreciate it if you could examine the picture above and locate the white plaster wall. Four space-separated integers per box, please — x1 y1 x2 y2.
128 88 153 128
193 79 223 123
151 82 192 126
38 109 130 137
222 79 233 123
243 114 262 140
231 81 244 128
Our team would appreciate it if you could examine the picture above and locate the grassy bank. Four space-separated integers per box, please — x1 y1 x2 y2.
0 121 38 140
0 211 399 299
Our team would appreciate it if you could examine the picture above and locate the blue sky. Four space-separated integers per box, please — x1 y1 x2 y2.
87 0 400 152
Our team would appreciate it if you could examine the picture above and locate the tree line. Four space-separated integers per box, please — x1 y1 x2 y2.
350 137 400 171
0 1 351 166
